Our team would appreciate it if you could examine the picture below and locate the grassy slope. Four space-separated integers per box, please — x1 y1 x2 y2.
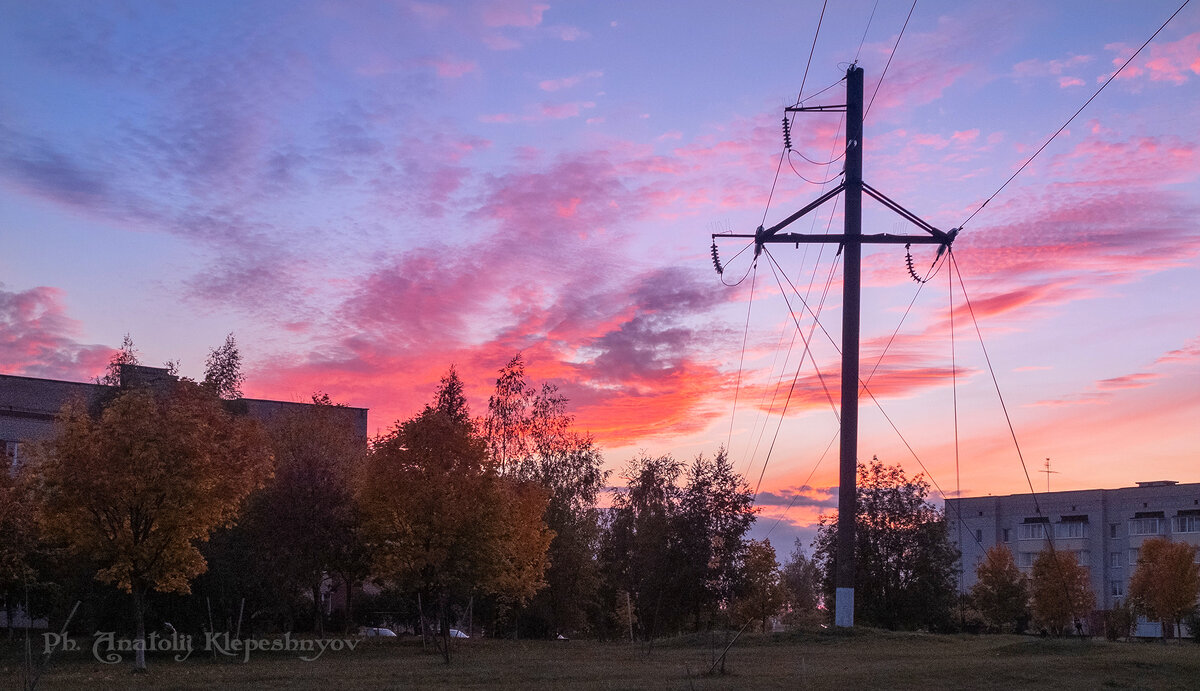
4 629 1200 690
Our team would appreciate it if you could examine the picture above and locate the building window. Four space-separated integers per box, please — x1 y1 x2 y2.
975 529 983 543
1018 552 1035 568
1129 548 1140 566
1129 518 1165 536
1002 528 1010 543
1074 550 1091 567
1111 580 1124 597
1174 516 1200 534
1109 523 1118 539
1055 522 1088 539
1110 552 1121 568
1019 523 1047 540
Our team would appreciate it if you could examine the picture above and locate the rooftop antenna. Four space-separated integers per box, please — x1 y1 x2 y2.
712 66 957 628
1040 457 1059 493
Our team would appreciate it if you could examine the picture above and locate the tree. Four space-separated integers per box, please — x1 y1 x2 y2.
780 540 824 629
676 449 756 628
97 333 139 386
733 539 785 632
28 382 272 671
1128 537 1200 639
1029 547 1095 635
971 545 1029 632
0 468 38 639
813 457 959 630
602 453 687 638
203 333 245 400
246 395 368 635
483 355 608 636
359 368 553 661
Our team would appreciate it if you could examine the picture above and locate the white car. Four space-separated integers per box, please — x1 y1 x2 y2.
360 626 397 637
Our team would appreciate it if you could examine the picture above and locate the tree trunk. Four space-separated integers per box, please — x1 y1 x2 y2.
343 575 354 634
133 589 147 672
311 582 324 637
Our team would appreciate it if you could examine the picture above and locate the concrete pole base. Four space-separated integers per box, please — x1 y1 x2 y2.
835 587 854 628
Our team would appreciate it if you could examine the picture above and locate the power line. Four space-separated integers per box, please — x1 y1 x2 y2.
864 0 917 121
761 0 830 226
960 0 1192 228
726 262 758 452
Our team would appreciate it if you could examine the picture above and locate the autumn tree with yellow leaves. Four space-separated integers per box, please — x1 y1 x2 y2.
29 381 272 671
1030 548 1095 635
359 368 552 662
1128 537 1200 639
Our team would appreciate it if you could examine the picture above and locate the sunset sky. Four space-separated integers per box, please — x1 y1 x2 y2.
2 0 1198 549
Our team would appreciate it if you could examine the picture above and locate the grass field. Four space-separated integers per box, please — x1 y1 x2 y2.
5 629 1200 690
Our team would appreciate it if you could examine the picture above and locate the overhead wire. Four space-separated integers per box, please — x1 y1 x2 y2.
725 261 758 452
864 0 917 121
949 248 1080 620
761 0 829 226
960 0 1192 229
854 0 881 63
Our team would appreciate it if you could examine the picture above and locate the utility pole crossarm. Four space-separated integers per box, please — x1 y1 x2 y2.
861 182 957 243
758 182 845 239
785 104 848 113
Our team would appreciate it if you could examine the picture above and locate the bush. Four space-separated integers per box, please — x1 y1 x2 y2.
1183 608 1200 643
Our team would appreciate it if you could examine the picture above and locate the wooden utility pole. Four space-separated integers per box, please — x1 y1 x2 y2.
712 65 957 627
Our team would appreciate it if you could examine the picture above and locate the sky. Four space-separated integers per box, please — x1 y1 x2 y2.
2 0 1199 551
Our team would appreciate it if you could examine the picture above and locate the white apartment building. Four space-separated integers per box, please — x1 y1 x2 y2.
946 481 1200 634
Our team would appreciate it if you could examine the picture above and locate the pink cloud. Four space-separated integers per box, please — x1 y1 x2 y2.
1155 337 1200 365
1107 32 1200 84
480 101 596 123
0 285 113 380
481 0 548 28
1058 76 1085 88
539 70 603 92
427 56 478 78
1012 53 1093 78
1096 372 1160 390
483 34 523 50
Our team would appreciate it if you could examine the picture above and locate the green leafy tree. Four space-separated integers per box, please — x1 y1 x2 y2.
971 545 1029 632
1128 537 1200 639
733 539 785 632
360 368 553 661
29 381 272 671
780 539 824 628
203 333 245 400
601 453 687 638
1030 547 1095 635
813 457 959 630
676 449 756 628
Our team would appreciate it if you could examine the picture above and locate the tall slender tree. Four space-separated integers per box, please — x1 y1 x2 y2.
483 354 607 636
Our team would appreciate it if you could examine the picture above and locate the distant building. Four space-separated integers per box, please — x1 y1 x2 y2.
947 481 1200 636
1 365 368 473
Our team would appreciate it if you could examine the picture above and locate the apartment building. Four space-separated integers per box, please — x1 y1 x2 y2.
946 481 1200 629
